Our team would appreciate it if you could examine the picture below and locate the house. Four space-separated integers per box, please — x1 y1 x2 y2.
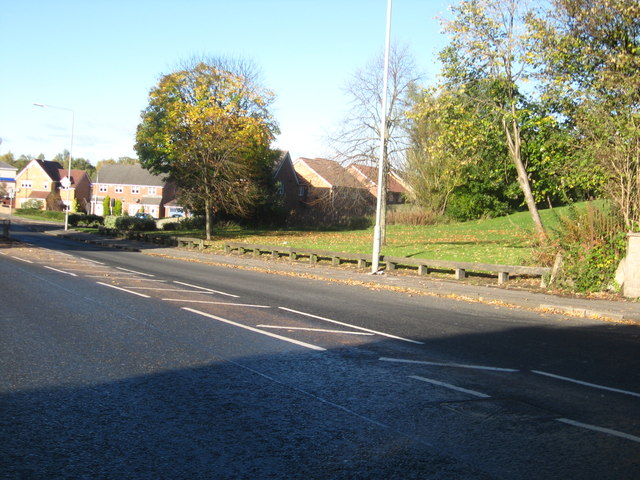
14 159 91 212
293 157 375 221
272 151 305 213
347 163 412 204
0 161 17 205
91 164 175 218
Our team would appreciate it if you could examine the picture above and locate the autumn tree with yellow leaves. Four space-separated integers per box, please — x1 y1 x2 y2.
135 58 279 239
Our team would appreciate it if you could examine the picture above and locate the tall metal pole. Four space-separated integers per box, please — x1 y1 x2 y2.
34 103 74 230
371 0 392 274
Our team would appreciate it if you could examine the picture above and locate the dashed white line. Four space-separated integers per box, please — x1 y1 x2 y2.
410 375 491 398
116 267 155 277
164 299 270 308
379 357 519 373
44 266 78 276
256 325 375 336
556 418 640 443
183 307 326 351
532 370 640 398
279 307 424 344
96 282 150 298
173 281 238 298
10 256 33 263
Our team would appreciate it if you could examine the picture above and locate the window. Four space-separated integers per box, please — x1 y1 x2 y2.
131 186 140 194
115 186 123 193
147 187 156 195
42 182 49 190
99 185 108 193
21 181 32 189
298 186 306 197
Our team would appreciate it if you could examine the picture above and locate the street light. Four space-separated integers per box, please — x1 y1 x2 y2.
371 0 392 274
33 103 74 230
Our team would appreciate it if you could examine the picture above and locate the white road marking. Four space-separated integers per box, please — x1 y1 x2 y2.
44 266 78 276
183 307 326 351
410 375 491 398
379 357 519 373
279 307 424 344
164 299 270 308
556 418 640 443
81 258 105 265
96 282 151 298
256 325 375 336
126 287 217 292
85 276 166 281
116 267 155 277
11 256 33 263
0 252 7 255
173 281 238 298
532 370 640 398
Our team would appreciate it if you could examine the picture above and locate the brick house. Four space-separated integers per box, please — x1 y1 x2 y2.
293 157 375 221
91 164 175 218
14 159 91 212
347 163 412 204
273 151 306 213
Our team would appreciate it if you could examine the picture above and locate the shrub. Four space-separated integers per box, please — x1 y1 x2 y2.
536 202 627 292
178 216 206 230
68 214 104 227
115 216 156 232
104 215 118 229
162 222 179 231
22 200 44 210
446 193 511 221
387 206 440 226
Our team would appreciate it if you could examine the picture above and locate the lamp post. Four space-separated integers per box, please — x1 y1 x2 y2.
34 103 74 230
371 0 392 274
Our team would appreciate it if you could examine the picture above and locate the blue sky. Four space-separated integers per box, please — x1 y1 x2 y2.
1 0 451 164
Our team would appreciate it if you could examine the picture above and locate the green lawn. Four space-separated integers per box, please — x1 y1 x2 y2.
203 206 571 265
12 203 584 266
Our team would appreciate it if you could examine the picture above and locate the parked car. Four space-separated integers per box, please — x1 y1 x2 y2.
134 212 154 220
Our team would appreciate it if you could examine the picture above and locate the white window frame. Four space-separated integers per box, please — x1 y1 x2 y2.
114 186 123 193
147 186 156 195
21 180 32 189
99 184 108 193
131 186 140 194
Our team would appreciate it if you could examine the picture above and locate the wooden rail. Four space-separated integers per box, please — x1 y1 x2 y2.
222 241 550 285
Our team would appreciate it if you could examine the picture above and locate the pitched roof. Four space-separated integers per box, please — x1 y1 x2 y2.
36 160 64 181
95 164 166 187
59 168 89 187
348 164 409 194
295 158 364 189
0 161 17 171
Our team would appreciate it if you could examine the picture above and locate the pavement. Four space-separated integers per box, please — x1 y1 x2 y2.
21 224 638 325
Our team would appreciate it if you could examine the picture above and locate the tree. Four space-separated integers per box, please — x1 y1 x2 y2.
113 198 123 216
103 196 111 216
135 57 278 239
439 0 547 237
331 45 419 244
529 0 640 228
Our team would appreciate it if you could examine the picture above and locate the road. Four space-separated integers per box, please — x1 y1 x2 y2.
1 221 639 479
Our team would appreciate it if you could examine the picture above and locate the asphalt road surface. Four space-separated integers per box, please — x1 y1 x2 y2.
1 223 639 479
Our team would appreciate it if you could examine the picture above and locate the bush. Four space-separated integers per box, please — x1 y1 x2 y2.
68 214 104 227
115 216 156 232
446 193 511 222
104 215 118 229
178 216 206 230
22 200 44 210
536 202 627 292
387 206 440 226
162 222 180 231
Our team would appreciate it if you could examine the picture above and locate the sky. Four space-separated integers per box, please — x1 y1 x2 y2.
0 0 451 165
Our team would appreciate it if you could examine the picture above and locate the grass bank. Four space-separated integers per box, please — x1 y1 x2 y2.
200 206 573 265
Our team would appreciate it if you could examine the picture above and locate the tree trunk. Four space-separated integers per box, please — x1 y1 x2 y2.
205 196 212 240
503 111 547 239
